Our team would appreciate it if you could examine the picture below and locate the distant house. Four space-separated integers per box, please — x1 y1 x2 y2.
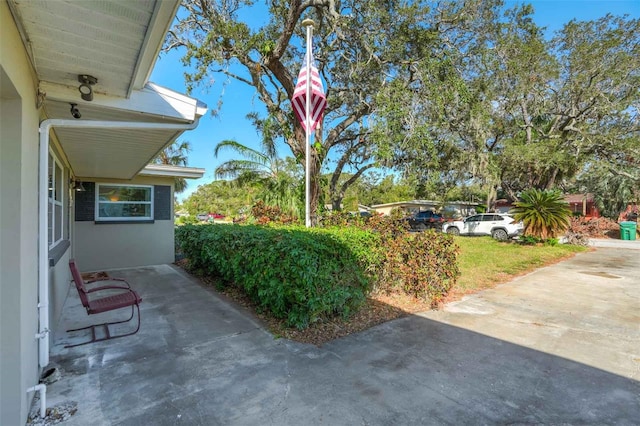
1 1 206 423
370 200 440 216
495 194 600 217
494 199 514 213
370 200 480 218
565 193 600 218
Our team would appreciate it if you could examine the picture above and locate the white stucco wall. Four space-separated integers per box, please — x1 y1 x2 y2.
1 2 43 423
49 250 72 341
73 176 175 272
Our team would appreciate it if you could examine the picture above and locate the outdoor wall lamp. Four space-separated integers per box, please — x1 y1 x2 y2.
78 74 97 101
69 103 81 119
71 179 86 192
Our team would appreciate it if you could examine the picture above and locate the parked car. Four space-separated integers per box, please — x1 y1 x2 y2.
406 210 446 231
196 212 225 221
443 213 523 241
351 211 373 219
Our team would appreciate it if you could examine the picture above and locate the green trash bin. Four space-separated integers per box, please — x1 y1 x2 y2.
620 221 637 241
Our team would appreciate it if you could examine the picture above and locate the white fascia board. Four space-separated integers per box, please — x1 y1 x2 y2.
370 200 440 209
446 201 481 206
129 0 181 94
140 164 206 179
40 81 207 121
145 82 208 118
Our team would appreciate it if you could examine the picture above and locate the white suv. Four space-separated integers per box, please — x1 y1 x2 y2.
443 213 523 241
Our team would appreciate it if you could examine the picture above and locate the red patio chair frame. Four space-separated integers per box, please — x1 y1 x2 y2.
66 259 142 348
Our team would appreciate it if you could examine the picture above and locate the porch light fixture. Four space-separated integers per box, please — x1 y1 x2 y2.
78 74 97 101
69 103 81 119
71 179 86 192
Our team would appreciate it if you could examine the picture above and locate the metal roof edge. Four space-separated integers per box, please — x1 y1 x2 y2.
140 164 206 179
129 0 182 94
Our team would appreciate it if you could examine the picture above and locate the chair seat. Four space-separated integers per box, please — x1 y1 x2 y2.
87 290 142 315
67 259 143 348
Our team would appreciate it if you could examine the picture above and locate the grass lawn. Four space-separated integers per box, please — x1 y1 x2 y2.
452 236 588 296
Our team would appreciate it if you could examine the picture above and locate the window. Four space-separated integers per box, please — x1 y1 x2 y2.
48 152 64 248
96 184 153 221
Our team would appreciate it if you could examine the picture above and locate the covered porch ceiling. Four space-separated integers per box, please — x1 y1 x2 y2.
7 0 206 180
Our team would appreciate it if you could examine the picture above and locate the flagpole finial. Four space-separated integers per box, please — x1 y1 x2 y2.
301 18 315 28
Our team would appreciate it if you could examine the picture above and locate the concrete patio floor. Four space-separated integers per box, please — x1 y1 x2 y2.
42 247 640 425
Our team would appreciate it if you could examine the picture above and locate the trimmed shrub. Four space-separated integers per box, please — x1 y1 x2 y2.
176 224 375 329
251 201 298 225
375 230 459 304
176 219 460 329
330 213 459 302
175 215 198 226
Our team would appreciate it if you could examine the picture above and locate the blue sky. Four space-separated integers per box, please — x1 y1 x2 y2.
150 0 639 201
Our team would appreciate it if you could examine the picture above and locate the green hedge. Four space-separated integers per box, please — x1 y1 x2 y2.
176 224 377 328
376 230 459 303
176 222 459 329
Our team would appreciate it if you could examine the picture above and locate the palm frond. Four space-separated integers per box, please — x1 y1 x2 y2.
214 140 270 166
214 160 271 180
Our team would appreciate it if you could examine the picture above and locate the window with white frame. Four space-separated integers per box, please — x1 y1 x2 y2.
48 151 64 248
95 184 153 221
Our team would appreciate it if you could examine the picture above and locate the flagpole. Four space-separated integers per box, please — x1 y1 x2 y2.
302 19 314 228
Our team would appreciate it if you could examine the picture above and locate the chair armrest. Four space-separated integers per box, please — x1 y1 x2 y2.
86 277 132 288
86 285 135 294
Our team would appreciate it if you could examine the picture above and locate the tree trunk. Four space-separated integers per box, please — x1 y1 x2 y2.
331 197 342 211
486 185 497 212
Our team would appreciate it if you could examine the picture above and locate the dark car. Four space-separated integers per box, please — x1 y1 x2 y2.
406 210 445 231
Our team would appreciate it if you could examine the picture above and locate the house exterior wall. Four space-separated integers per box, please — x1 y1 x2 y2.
372 205 395 216
1 6 76 422
443 203 480 218
1 2 42 423
49 250 72 341
73 176 175 272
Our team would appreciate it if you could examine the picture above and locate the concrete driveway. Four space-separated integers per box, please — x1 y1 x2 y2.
42 247 640 425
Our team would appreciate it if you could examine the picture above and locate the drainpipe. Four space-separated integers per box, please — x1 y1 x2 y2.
26 384 47 418
37 118 199 368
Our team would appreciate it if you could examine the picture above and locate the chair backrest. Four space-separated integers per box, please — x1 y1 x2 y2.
69 259 90 308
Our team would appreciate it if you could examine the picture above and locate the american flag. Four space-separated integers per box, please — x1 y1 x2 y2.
291 52 326 132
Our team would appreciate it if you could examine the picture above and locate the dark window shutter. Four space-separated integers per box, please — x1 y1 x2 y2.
154 185 172 220
74 182 95 221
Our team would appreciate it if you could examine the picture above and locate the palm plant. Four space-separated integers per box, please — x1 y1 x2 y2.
214 139 278 180
214 139 302 218
154 140 191 193
511 189 572 239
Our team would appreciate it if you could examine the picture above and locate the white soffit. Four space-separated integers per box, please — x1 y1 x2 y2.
41 82 204 122
7 0 207 180
44 99 191 180
7 0 180 97
42 84 206 180
57 126 184 179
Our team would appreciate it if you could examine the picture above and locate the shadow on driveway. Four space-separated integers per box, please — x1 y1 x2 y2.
44 249 639 425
